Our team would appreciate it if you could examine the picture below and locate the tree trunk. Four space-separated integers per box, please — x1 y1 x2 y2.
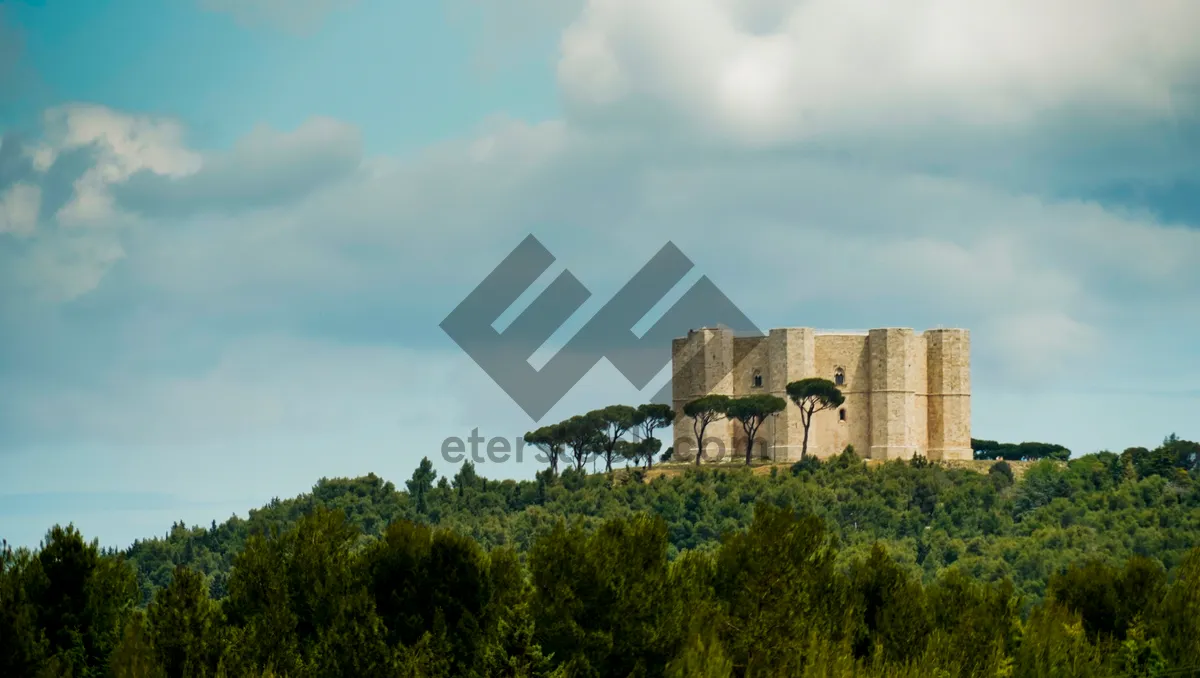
801 423 811 461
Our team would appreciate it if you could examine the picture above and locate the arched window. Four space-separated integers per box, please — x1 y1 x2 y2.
834 367 845 386
752 370 763 388
838 408 847 422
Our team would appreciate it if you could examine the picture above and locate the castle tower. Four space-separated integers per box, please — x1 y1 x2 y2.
671 327 735 462
867 328 919 460
925 329 972 460
765 328 815 461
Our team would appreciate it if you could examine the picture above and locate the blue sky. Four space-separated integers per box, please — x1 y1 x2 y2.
2 0 1200 550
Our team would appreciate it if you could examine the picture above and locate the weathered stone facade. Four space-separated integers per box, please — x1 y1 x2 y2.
670 327 971 462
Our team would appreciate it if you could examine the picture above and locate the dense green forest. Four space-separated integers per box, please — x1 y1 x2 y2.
2 434 1199 676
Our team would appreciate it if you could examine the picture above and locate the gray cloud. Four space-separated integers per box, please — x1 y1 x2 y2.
39 145 100 220
0 133 34 192
0 133 101 235
23 116 1200 395
112 118 362 218
5 2 1200 461
557 0 1200 143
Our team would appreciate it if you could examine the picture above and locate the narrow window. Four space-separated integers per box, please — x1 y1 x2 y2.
838 408 847 422
834 367 845 386
752 371 763 388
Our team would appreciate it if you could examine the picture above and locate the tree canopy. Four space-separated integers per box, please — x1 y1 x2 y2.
682 394 732 465
786 378 846 460
724 394 787 464
3 432 1199 677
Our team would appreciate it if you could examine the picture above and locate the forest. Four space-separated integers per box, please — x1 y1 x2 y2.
2 433 1199 677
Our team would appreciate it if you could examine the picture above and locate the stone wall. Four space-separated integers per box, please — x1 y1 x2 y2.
672 328 735 462
925 328 972 460
672 326 972 464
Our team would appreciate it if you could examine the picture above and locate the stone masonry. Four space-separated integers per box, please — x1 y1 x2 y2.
670 327 971 462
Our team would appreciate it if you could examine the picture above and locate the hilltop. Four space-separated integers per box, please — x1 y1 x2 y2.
122 438 1200 607
638 457 1050 483
3 436 1198 678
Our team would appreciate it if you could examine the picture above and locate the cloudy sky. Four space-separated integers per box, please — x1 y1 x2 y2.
2 0 1199 549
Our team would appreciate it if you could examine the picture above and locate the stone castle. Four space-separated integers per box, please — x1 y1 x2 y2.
670 327 971 462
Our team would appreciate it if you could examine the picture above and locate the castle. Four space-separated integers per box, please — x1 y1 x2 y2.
670 327 971 462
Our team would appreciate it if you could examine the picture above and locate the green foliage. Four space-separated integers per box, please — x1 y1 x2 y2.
664 630 733 678
405 458 436 515
1123 444 1181 481
1 539 49 676
109 611 164 678
1154 546 1200 666
588 404 640 474
560 413 605 473
973 438 1071 461
524 424 567 475
682 395 733 465
724 394 787 464
528 514 677 675
146 565 222 677
633 404 675 469
989 461 1015 489
785 378 845 460
5 434 1200 677
24 525 139 678
713 503 842 673
119 442 1200 612
615 438 661 470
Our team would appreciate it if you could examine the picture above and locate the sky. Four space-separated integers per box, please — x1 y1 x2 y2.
1 0 1199 550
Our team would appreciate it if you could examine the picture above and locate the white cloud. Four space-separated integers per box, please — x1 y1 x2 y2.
558 0 1200 144
6 102 1200 402
7 232 125 304
41 116 1191 402
5 1 1200 462
198 0 356 34
0 182 40 236
39 104 201 226
0 106 363 303
43 104 201 180
113 116 362 217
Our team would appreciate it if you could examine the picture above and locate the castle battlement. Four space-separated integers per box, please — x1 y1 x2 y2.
670 326 972 463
